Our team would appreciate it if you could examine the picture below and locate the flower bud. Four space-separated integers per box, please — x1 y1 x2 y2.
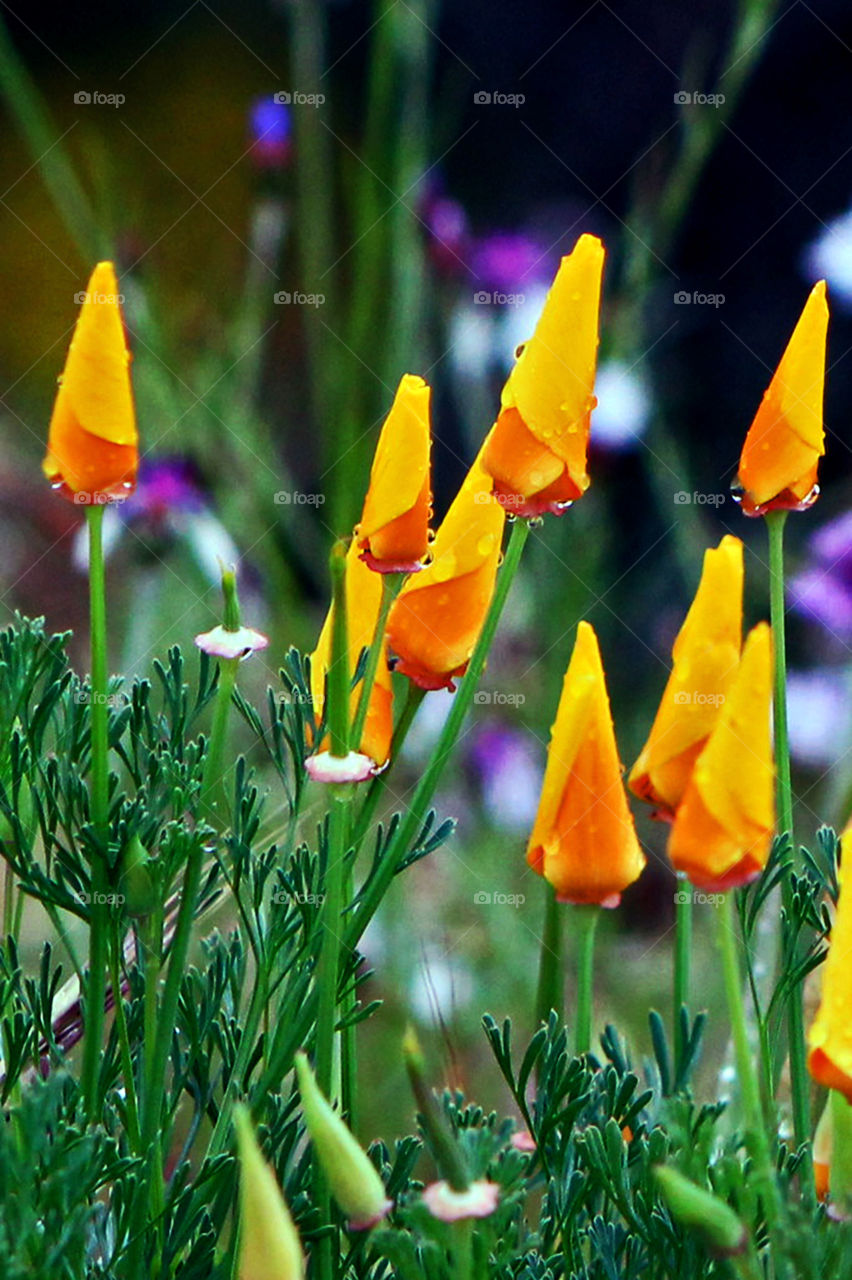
654 1166 747 1257
119 835 157 918
294 1052 392 1229
234 1105 305 1280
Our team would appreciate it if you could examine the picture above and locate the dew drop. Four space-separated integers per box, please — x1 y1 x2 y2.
514 342 526 359
477 533 495 557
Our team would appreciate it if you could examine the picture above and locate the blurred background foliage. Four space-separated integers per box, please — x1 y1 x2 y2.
0 0 851 1143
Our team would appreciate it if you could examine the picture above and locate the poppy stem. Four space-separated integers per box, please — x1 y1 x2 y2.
344 516 531 955
765 509 814 1206
574 905 600 1056
535 881 563 1028
716 893 782 1239
674 877 692 1072
81 503 109 1121
351 570 404 748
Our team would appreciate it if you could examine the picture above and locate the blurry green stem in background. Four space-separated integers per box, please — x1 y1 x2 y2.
765 509 814 1207
674 878 692 1069
81 504 110 1122
345 517 531 954
574 906 600 1056
535 881 563 1028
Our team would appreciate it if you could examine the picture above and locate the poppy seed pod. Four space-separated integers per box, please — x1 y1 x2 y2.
234 1105 305 1280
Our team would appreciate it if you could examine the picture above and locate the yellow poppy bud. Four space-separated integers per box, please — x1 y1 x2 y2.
356 374 432 572
234 1105 305 1280
43 262 137 503
527 620 646 907
809 836 852 1105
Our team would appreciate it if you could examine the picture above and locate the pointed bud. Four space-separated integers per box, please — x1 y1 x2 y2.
119 835 157 918
195 565 268 659
402 1026 470 1192
294 1053 392 1229
654 1166 747 1257
234 1105 305 1280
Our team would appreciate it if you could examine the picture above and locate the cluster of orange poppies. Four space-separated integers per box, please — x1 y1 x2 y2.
42 247 850 1113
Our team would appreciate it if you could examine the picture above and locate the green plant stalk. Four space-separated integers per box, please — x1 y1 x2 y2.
109 923 141 1154
766 509 814 1205
352 683 426 846
535 881 563 1028
81 503 110 1121
674 880 692 1069
716 893 781 1235
351 572 404 748
574 906 600 1056
314 546 354 1280
345 517 531 953
454 1218 474 1280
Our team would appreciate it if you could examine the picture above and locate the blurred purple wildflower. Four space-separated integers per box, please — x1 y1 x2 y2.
249 96 293 169
790 511 852 639
469 722 541 830
470 231 554 293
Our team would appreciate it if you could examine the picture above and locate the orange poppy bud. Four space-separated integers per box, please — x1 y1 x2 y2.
356 373 432 572
526 621 646 907
629 536 743 819
814 1095 832 1201
735 280 828 517
481 233 604 517
808 841 852 1104
310 540 393 768
42 262 137 503
668 623 774 890
386 454 505 690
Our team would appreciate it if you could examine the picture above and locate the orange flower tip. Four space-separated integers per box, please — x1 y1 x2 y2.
305 749 384 785
808 1048 852 1106
194 624 269 659
421 1179 500 1222
815 1160 830 1202
510 1130 537 1154
685 856 763 894
392 655 465 691
358 548 424 575
554 889 621 909
731 477 820 518
490 476 582 518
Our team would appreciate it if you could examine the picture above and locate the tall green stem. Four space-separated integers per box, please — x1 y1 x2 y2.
535 881 563 1028
716 894 780 1233
346 517 530 953
81 503 109 1120
574 906 600 1056
674 878 692 1071
766 510 814 1204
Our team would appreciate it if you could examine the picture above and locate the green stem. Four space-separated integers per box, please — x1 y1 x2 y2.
716 894 780 1232
81 503 110 1121
350 573 404 749
345 517 530 954
352 684 426 847
766 510 814 1205
574 906 600 1056
674 879 692 1072
109 923 141 1154
454 1218 474 1280
535 881 563 1027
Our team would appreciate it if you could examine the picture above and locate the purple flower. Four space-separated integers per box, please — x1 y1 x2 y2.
249 96 293 168
469 232 554 292
790 511 852 639
121 457 205 528
469 723 541 830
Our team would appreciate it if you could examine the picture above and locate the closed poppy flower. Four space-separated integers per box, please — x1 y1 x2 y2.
736 281 829 516
310 539 393 769
43 262 138 503
808 841 852 1104
629 536 743 818
386 454 505 690
356 374 432 572
668 623 774 890
526 621 646 907
234 1106 305 1280
481 233 605 517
